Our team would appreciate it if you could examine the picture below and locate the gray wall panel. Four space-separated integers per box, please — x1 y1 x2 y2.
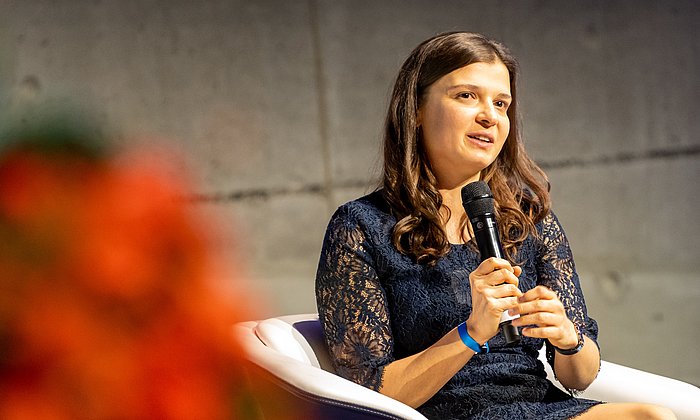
1 0 697 387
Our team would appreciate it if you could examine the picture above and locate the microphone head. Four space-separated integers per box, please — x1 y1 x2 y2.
461 181 495 218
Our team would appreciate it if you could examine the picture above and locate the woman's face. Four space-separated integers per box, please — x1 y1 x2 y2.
418 60 511 188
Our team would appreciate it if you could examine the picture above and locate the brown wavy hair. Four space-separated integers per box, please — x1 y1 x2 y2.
382 32 551 265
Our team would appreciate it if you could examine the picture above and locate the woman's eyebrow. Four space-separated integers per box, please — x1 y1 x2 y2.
447 84 512 99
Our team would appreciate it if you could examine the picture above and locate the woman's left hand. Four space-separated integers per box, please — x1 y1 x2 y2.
510 285 578 350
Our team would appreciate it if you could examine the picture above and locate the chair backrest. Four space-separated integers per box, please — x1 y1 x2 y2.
289 318 337 373
253 313 336 373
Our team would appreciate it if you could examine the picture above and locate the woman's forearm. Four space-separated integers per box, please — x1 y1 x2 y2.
552 336 600 391
379 327 475 408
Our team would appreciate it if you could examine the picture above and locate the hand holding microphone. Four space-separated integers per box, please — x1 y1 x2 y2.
461 181 522 345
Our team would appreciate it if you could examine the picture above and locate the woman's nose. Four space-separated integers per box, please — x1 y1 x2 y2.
477 103 497 127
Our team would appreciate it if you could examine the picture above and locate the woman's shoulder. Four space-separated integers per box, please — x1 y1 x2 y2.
322 190 394 251
532 208 571 247
334 189 392 222
534 209 562 230
326 190 395 243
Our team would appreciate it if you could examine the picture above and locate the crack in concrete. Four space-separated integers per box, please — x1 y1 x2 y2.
188 145 699 203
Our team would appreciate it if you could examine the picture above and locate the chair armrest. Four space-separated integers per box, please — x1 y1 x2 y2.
539 347 700 420
584 360 700 420
233 322 428 420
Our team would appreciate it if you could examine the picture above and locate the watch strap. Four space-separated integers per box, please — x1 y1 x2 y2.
553 324 584 355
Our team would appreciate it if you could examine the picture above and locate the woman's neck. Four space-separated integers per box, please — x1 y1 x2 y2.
437 175 480 244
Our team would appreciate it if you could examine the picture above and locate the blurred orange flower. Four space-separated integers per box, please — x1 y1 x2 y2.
0 141 261 419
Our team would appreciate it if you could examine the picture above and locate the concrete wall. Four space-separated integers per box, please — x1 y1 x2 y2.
1 0 698 387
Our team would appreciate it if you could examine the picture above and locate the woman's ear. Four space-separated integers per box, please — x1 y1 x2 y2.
416 107 423 127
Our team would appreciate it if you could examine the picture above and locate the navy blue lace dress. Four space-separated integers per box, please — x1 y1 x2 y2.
315 191 603 419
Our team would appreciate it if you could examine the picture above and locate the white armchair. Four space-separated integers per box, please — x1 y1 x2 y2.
234 313 700 419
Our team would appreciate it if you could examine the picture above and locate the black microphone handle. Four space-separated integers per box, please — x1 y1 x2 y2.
471 214 521 345
472 215 504 260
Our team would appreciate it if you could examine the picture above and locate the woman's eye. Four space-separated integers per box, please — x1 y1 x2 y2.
495 100 509 109
458 92 475 100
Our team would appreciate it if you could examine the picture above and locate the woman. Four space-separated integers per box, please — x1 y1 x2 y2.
315 32 674 419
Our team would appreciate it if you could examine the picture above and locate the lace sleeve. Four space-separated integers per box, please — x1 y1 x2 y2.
315 205 394 391
535 212 600 369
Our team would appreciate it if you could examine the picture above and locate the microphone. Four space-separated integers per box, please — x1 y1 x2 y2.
461 181 521 345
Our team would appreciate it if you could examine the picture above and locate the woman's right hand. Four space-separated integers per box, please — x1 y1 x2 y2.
466 257 522 345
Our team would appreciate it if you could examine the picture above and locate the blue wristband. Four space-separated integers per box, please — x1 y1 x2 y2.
457 322 489 354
